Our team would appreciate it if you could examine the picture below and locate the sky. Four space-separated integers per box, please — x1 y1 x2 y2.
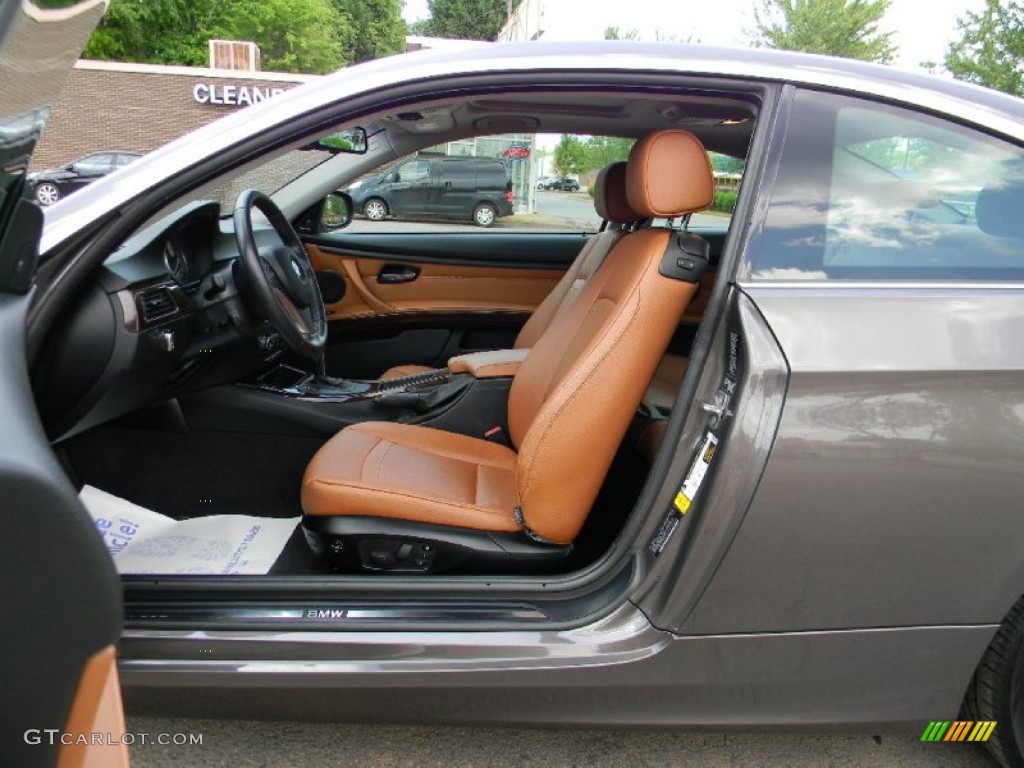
403 0 988 71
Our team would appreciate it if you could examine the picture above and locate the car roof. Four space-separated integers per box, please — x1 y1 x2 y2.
391 41 1024 139
41 41 1024 252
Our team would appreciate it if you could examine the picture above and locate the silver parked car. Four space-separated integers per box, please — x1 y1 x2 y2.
7 12 1024 767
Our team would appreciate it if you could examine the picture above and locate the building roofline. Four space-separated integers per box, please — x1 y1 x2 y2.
73 59 319 83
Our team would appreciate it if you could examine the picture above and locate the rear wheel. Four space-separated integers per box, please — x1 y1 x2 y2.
363 198 388 221
35 182 61 206
473 202 497 228
964 595 1024 767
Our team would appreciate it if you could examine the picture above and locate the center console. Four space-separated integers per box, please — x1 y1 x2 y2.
247 364 452 403
178 360 514 442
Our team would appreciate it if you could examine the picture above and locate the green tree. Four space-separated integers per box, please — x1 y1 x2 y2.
751 0 896 63
944 0 1024 96
83 0 214 65
230 0 346 74
709 152 745 173
83 0 350 74
553 134 588 177
583 136 634 170
420 0 520 41
333 0 406 64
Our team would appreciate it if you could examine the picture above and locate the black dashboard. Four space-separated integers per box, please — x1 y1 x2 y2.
34 202 287 441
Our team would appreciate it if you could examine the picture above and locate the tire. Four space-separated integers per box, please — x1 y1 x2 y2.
34 182 61 206
363 198 388 221
964 594 1024 767
473 202 497 228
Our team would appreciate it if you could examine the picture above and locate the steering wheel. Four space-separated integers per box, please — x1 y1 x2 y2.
234 189 327 370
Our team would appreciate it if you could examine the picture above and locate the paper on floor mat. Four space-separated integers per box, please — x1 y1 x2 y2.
80 485 300 575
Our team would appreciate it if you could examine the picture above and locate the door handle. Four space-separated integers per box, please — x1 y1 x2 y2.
377 265 421 284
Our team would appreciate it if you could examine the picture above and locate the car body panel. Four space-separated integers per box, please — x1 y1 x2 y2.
119 605 993 729
673 82 1024 636
682 283 1024 634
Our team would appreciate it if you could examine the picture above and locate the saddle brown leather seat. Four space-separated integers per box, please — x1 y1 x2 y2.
378 161 641 380
302 129 713 570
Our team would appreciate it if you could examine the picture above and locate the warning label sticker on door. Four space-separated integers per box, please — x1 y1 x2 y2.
649 431 720 556
674 432 718 514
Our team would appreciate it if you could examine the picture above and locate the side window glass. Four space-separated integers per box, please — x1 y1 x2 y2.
398 160 430 182
342 133 745 234
750 90 1024 280
76 153 113 171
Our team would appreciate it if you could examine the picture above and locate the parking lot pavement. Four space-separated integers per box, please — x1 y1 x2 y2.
128 718 998 768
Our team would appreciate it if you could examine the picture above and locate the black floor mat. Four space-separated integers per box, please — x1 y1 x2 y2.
269 525 323 575
62 426 323 521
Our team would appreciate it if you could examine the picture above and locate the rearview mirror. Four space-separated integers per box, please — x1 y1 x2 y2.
309 128 368 155
320 191 353 231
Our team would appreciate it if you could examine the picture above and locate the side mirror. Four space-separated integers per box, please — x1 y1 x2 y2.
320 191 353 231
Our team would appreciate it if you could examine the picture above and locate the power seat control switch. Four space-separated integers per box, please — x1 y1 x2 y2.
360 539 436 571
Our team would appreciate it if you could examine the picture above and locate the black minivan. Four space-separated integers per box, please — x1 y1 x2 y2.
348 155 514 227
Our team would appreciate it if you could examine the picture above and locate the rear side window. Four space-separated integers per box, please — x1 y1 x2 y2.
397 159 430 182
78 153 114 169
749 90 1024 280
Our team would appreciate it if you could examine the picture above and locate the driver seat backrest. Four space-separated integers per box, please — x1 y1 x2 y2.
509 129 714 543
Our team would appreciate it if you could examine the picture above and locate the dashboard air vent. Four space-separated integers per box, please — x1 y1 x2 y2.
140 288 175 322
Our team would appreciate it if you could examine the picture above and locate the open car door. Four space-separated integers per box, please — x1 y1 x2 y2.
0 2 127 767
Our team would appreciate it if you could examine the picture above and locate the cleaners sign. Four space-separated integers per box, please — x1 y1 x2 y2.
192 82 287 107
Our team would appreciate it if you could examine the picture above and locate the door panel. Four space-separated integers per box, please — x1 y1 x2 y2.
310 251 560 316
304 231 585 378
0 3 125 767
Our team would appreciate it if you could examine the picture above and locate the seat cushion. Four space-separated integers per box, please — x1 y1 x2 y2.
301 421 521 532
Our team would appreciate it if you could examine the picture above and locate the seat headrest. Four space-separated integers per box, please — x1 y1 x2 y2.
977 180 1024 239
593 162 640 224
626 129 714 218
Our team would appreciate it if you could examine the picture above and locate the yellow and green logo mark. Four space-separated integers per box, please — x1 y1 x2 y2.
921 721 997 742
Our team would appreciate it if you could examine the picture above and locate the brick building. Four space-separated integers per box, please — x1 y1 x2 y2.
32 60 318 170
